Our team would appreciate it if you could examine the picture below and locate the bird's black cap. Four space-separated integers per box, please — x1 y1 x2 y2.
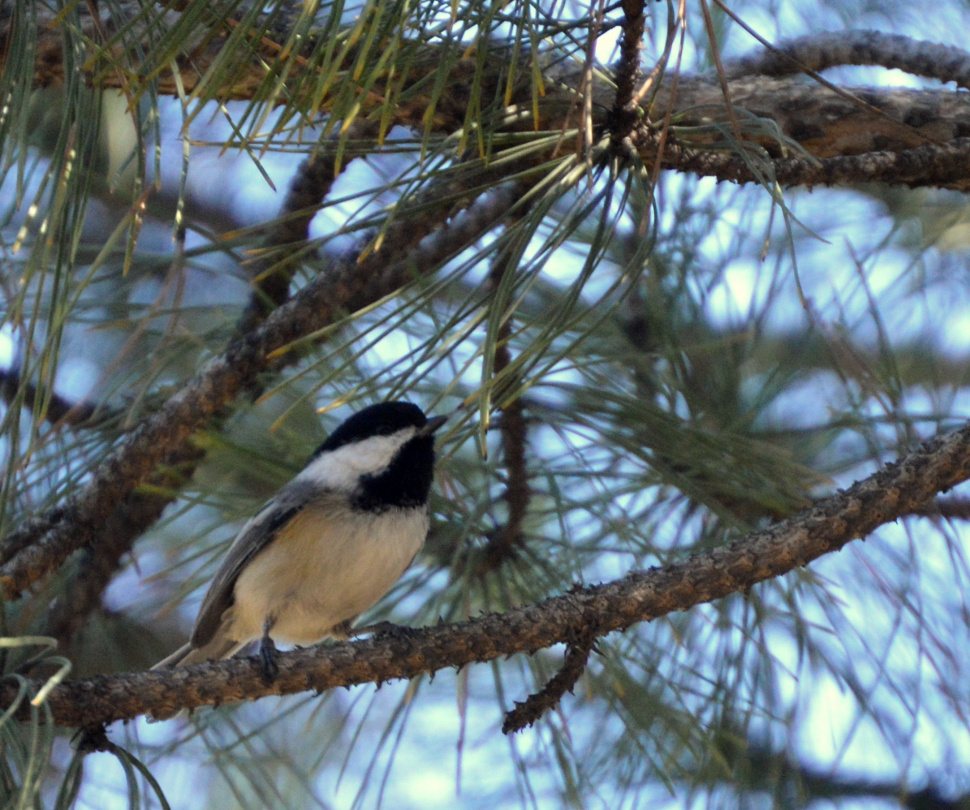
311 401 446 510
313 401 434 457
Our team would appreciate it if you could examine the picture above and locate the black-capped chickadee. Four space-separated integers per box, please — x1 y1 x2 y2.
153 401 446 677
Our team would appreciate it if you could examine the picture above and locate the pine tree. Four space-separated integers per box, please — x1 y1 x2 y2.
1 1 969 807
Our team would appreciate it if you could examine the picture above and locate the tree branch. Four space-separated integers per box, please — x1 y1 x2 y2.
42 446 204 648
610 0 647 145
656 132 970 189
10 417 970 727
712 736 969 809
477 219 533 573
14 8 970 177
728 29 970 88
0 368 108 428
0 177 529 600
502 630 596 734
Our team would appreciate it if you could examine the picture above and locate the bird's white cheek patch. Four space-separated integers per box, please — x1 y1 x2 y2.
296 429 418 492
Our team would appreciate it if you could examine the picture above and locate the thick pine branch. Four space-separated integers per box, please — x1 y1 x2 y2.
10 8 970 183
9 418 970 727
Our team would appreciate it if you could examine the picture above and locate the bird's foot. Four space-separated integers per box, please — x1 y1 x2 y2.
257 635 279 684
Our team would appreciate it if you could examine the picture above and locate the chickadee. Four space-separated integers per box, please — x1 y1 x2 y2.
153 401 446 677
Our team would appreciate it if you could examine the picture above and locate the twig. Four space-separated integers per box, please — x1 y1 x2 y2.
7 414 970 726
482 400 530 569
609 0 646 148
0 368 106 428
502 629 596 734
478 225 532 573
716 737 968 808
654 130 970 189
727 29 970 90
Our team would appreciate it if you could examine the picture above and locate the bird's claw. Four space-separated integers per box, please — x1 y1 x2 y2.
257 635 279 683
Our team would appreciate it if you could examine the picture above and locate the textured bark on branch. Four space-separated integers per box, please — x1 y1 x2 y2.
9 416 970 727
9 6 970 182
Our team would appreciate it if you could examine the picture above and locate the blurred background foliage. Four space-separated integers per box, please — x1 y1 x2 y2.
1 0 970 807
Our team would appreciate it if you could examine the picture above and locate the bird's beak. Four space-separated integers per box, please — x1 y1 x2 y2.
419 414 448 436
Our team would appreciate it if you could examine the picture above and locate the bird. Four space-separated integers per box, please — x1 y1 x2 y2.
152 400 446 679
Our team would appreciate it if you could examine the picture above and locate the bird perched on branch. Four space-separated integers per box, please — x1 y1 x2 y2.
153 401 446 681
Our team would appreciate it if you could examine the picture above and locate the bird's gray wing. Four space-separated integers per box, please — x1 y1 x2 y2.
190 481 323 648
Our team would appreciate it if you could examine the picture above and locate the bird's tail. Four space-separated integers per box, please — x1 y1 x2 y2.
148 633 245 722
151 634 242 670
